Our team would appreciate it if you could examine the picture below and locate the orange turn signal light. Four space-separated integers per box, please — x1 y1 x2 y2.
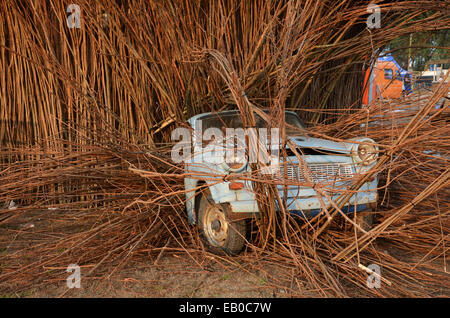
229 182 244 190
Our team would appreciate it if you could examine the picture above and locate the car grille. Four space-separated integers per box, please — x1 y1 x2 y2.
279 162 354 183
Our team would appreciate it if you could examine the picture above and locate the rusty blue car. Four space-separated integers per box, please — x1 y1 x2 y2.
183 110 378 255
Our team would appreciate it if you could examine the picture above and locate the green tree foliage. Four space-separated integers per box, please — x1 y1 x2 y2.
385 29 449 71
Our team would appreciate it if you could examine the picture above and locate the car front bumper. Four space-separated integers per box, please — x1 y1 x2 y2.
228 186 377 218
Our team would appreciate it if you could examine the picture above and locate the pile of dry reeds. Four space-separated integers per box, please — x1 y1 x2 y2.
2 0 449 148
0 0 449 297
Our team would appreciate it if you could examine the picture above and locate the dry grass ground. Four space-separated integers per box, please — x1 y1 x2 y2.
1 206 448 298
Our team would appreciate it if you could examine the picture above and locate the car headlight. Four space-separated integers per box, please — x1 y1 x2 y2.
221 156 247 172
352 139 378 165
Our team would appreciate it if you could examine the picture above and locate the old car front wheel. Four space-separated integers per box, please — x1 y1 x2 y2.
197 191 246 255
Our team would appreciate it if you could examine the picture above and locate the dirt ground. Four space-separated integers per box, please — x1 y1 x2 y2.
28 255 291 298
0 208 448 298
0 209 299 298
9 247 448 298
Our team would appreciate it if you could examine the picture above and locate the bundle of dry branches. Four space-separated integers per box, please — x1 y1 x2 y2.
0 0 449 297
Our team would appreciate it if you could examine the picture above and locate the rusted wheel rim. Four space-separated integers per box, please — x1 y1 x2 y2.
203 203 228 247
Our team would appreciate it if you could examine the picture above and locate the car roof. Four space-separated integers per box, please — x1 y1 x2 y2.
187 109 300 126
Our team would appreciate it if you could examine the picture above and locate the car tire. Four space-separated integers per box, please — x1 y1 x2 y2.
197 191 246 255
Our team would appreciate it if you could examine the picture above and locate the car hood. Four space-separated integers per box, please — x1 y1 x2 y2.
286 136 351 154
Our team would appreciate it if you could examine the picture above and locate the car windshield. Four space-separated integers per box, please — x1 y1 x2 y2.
198 111 306 136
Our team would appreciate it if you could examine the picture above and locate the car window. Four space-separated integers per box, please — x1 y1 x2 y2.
384 68 393 79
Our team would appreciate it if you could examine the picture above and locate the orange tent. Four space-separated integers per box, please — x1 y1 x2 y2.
363 57 405 105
